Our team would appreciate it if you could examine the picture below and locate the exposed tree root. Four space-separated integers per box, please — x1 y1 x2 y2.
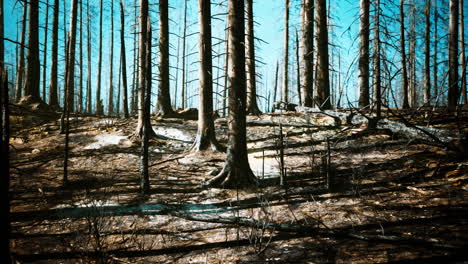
204 163 258 189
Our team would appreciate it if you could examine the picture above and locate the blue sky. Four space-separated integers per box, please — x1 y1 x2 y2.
3 0 467 111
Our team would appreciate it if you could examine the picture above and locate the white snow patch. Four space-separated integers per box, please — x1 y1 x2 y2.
75 200 120 208
248 153 280 178
153 126 194 142
84 134 130 149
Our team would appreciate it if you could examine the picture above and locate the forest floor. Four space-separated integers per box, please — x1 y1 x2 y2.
8 106 468 263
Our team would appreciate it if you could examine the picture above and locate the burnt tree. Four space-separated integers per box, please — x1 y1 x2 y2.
358 0 370 109
245 0 261 115
315 0 331 109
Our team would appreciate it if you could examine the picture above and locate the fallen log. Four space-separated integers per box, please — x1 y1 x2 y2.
215 118 333 129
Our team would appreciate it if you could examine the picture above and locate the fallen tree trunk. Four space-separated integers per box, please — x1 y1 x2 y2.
216 118 334 129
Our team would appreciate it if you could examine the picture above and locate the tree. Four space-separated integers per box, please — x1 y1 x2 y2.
282 0 290 103
0 0 3 72
155 0 174 117
190 0 221 151
460 0 467 104
424 0 431 105
300 0 315 108
358 0 370 109
205 0 257 188
86 0 92 113
400 0 409 109
408 1 416 107
78 0 83 112
15 3 27 102
315 0 331 109
245 0 261 115
108 0 114 116
433 0 438 105
120 0 129 118
23 0 41 101
373 0 382 117
448 0 459 110
181 0 188 110
95 0 103 115
49 0 59 108
42 0 49 101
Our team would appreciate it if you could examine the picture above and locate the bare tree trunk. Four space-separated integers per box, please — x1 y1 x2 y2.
78 0 83 112
400 0 409 109
272 60 279 112
424 0 431 105
131 3 138 115
245 0 261 115
191 0 221 152
460 0 467 104
205 0 257 189
300 0 314 107
358 0 370 109
86 0 91 113
408 1 416 108
24 0 41 100
42 0 49 102
315 0 331 109
108 0 114 116
448 0 459 110
373 0 382 118
295 28 301 106
222 25 229 117
181 0 188 110
15 3 27 102
117 49 121 115
120 0 129 118
0 0 3 72
433 0 438 105
282 0 290 103
49 0 59 108
156 0 174 117
95 0 103 116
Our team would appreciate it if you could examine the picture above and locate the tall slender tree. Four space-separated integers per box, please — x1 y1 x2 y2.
460 0 467 104
408 1 416 107
0 0 3 72
358 0 370 109
373 0 382 117
448 0 459 110
23 0 41 101
181 0 188 109
156 0 174 117
400 0 409 109
15 3 27 102
424 0 431 105
282 0 290 103
205 0 257 188
86 0 92 113
315 0 331 109
95 0 103 115
433 0 439 105
245 0 261 114
108 0 114 115
78 0 83 112
300 0 314 107
120 0 129 118
49 0 59 108
42 0 49 101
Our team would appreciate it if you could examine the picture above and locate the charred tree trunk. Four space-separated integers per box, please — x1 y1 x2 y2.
245 0 261 115
315 0 331 109
295 28 301 106
95 0 103 116
282 0 290 103
15 4 27 102
358 0 370 109
24 0 41 100
272 60 279 112
0 0 3 72
42 0 49 101
300 0 313 107
222 25 229 117
424 0 431 105
120 0 129 118
86 0 92 113
400 0 409 109
49 0 59 108
131 3 138 115
433 0 439 105
191 0 221 152
373 0 382 118
460 0 467 104
408 1 416 108
156 0 174 117
181 0 188 110
108 0 114 116
78 0 83 112
448 0 459 110
205 0 257 189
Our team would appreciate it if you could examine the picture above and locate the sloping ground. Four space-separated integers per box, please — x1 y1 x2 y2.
8 109 468 263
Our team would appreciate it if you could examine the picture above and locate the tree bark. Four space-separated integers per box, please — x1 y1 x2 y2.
408 1 416 108
300 0 314 108
373 0 382 118
222 24 229 117
460 0 467 104
315 0 331 109
15 3 27 102
0 0 3 72
42 0 49 102
78 0 83 112
205 0 257 189
245 0 261 115
448 0 459 110
433 0 438 105
86 0 91 113
424 0 431 105
191 0 221 152
295 28 301 106
156 0 174 117
49 0 59 108
96 0 103 116
108 0 114 116
282 0 290 103
120 0 129 118
358 0 370 109
400 0 409 109
181 0 188 110
24 0 41 100
272 61 279 112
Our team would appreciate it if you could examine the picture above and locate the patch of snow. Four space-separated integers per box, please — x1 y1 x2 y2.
84 134 130 149
248 154 280 178
153 126 194 142
75 200 120 208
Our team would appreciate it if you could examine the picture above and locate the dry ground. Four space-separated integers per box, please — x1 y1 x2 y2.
8 109 468 263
